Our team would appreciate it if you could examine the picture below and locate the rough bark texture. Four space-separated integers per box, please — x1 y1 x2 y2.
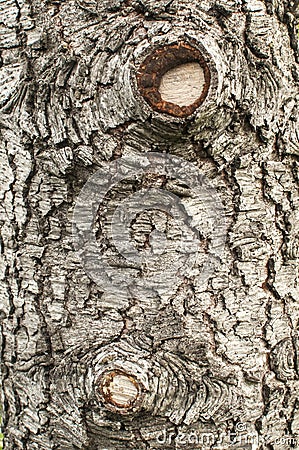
1 0 299 449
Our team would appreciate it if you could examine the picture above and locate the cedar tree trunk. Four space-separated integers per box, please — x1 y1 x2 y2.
1 0 299 449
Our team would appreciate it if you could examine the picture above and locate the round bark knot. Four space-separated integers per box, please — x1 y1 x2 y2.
97 369 143 413
136 42 211 117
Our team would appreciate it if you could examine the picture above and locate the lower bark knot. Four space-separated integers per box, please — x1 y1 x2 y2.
97 369 144 414
136 42 211 117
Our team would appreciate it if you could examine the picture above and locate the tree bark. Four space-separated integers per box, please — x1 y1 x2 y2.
1 0 299 449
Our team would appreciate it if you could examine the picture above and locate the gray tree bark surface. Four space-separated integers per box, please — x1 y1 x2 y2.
1 0 299 449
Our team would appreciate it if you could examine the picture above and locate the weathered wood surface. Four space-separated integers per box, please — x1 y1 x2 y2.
0 0 299 449
158 62 206 107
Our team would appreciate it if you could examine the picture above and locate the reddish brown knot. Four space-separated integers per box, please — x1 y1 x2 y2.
97 369 144 414
136 42 211 117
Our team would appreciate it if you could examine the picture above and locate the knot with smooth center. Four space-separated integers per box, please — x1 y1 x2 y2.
136 42 211 117
97 369 144 414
